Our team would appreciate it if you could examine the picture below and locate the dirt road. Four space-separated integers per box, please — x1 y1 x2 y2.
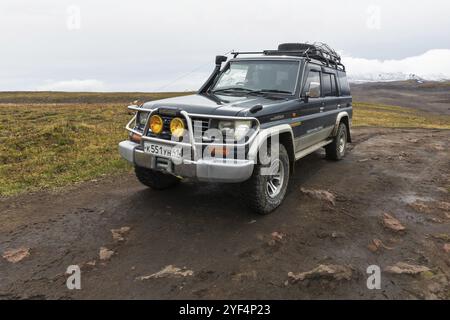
1 127 449 299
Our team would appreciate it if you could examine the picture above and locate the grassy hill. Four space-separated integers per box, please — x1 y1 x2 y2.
1 92 449 196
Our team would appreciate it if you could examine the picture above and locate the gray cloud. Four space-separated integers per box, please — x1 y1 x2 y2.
1 0 449 91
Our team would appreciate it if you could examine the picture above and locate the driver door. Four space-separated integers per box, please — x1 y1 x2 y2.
292 68 324 151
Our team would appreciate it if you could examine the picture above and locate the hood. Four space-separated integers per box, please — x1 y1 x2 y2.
142 93 288 117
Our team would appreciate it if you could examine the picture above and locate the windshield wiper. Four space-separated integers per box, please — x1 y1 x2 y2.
212 87 256 94
249 89 292 95
212 87 291 96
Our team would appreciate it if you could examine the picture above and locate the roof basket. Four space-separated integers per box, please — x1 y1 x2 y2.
232 42 345 71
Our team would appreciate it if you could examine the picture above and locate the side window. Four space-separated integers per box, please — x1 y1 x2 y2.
338 71 350 96
321 73 332 97
302 70 321 96
330 74 338 96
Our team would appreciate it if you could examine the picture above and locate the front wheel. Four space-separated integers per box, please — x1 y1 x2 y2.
326 122 348 160
243 144 290 215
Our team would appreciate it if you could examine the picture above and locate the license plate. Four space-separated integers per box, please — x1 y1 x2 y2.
143 142 182 158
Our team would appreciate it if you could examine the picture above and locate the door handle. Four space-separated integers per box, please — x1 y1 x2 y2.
320 107 325 112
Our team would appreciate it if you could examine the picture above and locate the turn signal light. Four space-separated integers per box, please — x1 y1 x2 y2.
209 146 229 157
150 115 163 134
130 133 142 143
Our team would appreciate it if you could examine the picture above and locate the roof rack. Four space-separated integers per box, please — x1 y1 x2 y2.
231 42 345 71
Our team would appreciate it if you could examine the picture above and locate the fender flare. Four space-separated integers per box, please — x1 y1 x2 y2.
248 124 294 161
332 111 350 136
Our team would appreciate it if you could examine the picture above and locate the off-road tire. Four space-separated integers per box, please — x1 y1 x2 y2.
134 166 180 190
326 122 348 160
243 144 290 215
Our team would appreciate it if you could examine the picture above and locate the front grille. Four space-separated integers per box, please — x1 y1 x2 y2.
191 118 210 142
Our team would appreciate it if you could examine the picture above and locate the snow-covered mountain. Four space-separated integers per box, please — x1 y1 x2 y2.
342 49 450 83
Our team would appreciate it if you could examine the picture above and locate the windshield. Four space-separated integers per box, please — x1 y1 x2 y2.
212 60 300 94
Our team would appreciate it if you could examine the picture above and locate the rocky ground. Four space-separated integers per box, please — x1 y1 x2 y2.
1 127 449 299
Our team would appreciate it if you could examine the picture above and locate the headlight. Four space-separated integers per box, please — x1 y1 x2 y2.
136 112 149 127
234 121 252 140
170 117 185 138
218 120 252 141
150 115 163 134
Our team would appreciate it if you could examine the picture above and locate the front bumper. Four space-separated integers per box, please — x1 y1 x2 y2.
119 140 254 183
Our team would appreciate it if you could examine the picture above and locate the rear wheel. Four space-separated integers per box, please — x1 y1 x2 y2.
326 122 347 160
243 144 290 215
134 166 180 190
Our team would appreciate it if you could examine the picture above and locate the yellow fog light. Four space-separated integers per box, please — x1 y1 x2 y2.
150 115 163 134
170 117 185 137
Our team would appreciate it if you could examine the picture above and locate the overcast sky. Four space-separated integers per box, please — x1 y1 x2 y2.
1 0 449 91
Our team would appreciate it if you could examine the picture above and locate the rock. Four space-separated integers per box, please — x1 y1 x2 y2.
111 226 131 241
300 188 336 206
432 234 450 241
382 213 406 232
231 270 257 281
137 265 194 280
99 247 114 260
443 243 450 253
268 231 285 246
367 238 393 252
437 201 450 212
2 247 30 263
271 231 285 241
367 242 378 252
437 187 448 194
316 231 344 239
288 264 353 282
384 262 430 275
408 201 432 214
331 231 344 238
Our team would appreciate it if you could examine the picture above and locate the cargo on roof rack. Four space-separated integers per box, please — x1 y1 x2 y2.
231 42 345 71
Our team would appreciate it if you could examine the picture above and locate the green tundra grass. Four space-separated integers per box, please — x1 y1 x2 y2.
1 92 449 196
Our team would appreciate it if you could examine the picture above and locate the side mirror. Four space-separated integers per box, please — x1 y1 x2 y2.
306 82 321 99
215 55 228 66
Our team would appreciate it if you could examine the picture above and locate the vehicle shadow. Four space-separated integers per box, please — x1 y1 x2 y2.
123 150 329 222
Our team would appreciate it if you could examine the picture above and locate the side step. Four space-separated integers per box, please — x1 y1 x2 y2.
295 139 333 160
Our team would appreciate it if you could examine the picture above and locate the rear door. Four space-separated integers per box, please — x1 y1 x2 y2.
320 70 340 135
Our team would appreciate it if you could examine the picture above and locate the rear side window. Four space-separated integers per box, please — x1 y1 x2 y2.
321 73 338 97
338 71 350 96
330 74 337 96
302 70 321 96
321 73 331 96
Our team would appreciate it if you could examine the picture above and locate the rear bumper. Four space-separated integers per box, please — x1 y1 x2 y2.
119 140 254 183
